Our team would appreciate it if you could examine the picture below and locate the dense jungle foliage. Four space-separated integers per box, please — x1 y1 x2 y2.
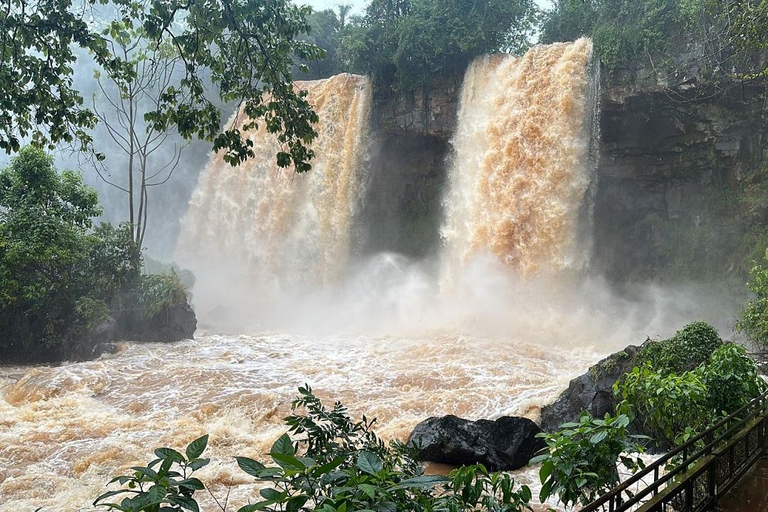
0 147 188 363
298 0 538 88
541 0 768 76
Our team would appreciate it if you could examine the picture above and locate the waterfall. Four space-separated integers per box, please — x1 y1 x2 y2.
441 38 597 277
176 74 371 306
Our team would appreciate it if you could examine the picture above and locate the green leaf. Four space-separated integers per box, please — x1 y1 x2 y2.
356 451 383 476
270 452 306 471
168 495 200 512
286 495 309 512
358 483 378 498
186 435 209 460
237 457 266 477
260 488 282 501
238 502 272 512
589 430 608 444
177 478 205 491
155 447 185 463
539 459 555 484
271 433 295 456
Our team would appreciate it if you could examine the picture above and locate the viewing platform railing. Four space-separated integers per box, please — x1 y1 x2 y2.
579 388 768 512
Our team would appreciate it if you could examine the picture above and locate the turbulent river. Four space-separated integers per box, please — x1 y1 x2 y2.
0 329 604 511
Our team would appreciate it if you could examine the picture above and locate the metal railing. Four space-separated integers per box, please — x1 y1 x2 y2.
580 389 768 512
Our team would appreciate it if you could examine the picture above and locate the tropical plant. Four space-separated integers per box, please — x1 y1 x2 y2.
616 341 766 446
615 363 709 446
530 412 646 508
96 386 535 512
635 321 723 375
738 252 768 351
94 435 211 511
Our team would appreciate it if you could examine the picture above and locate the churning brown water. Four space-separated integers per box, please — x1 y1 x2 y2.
0 333 603 511
0 39 691 511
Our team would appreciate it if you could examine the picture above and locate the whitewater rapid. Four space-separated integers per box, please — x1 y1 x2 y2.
0 331 602 511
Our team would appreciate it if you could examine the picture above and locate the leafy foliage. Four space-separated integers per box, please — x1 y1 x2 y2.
540 0 753 77
2 0 323 171
738 252 768 351
616 338 766 447
0 147 108 360
138 273 189 319
541 0 689 70
635 321 723 374
615 363 709 446
97 386 534 512
530 412 646 508
94 435 211 511
0 147 189 363
342 0 538 89
696 343 767 416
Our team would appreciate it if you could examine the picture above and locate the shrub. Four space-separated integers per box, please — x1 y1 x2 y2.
738 253 768 352
530 412 646 508
635 321 723 375
695 344 767 417
616 342 766 447
615 363 709 447
137 272 188 319
96 386 534 512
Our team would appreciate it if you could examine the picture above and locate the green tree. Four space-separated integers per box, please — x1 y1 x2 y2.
738 251 768 351
0 147 104 360
92 27 187 247
1 0 323 171
343 0 538 89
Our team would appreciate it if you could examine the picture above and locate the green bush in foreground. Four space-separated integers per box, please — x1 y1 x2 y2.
95 386 534 512
530 412 646 508
616 343 766 447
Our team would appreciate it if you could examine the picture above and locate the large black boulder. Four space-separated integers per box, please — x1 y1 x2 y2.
407 415 545 471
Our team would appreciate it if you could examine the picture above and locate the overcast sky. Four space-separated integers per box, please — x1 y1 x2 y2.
297 0 553 17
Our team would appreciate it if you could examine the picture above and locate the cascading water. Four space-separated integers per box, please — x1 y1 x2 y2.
3 40 719 512
442 38 596 277
176 73 371 312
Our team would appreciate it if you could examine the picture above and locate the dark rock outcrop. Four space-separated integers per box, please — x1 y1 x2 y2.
115 301 197 343
70 316 118 361
407 415 545 471
539 343 644 432
357 78 461 259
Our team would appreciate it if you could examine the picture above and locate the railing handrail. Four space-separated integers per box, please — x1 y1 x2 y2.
579 388 768 512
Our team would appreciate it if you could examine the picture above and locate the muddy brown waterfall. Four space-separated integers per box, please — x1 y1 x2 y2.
176 74 372 314
442 38 597 277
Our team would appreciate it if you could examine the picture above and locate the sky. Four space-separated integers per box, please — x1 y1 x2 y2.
297 0 553 16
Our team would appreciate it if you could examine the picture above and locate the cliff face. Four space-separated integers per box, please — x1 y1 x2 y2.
358 60 768 284
358 78 462 258
592 67 768 282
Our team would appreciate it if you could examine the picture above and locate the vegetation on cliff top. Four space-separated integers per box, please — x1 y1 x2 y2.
296 0 540 89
